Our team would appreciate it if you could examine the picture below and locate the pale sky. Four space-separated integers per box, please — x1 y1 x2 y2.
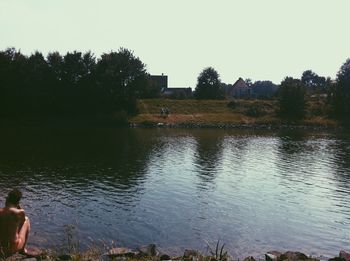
1 0 349 87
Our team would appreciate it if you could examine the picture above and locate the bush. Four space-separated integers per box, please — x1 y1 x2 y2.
245 102 267 117
330 58 350 122
277 77 306 120
226 100 237 109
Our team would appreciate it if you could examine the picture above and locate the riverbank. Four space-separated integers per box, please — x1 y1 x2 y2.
0 99 345 130
2 245 349 261
129 99 342 130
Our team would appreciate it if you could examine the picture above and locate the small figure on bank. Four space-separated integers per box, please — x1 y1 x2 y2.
164 107 170 116
0 189 30 257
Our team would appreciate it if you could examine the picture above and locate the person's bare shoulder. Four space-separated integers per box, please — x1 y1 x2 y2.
8 207 25 221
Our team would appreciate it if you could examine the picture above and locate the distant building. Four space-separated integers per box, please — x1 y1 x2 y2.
161 87 192 99
226 78 254 99
149 74 192 99
149 74 168 89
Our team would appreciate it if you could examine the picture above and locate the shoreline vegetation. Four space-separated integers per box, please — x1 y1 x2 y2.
0 99 345 130
2 244 349 261
129 99 341 130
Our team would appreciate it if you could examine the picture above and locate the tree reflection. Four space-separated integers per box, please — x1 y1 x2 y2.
192 130 225 189
329 135 350 179
275 130 324 186
0 127 157 192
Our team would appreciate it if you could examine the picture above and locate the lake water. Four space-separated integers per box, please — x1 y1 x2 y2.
0 127 349 258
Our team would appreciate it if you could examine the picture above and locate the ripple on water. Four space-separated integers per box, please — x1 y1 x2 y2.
0 129 349 258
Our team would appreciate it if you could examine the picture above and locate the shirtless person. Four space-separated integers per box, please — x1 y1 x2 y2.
0 189 30 257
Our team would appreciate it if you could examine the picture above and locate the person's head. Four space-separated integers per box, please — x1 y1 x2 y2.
5 188 22 207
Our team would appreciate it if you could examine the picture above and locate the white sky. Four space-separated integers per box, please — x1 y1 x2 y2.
0 0 349 87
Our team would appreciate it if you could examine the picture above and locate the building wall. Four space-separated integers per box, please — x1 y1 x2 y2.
150 75 168 88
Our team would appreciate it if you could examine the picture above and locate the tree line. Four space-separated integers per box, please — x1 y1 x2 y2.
0 47 160 121
194 61 350 122
0 47 349 123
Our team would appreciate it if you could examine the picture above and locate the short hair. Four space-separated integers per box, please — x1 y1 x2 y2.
5 188 22 205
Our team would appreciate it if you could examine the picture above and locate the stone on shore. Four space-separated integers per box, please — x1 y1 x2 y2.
160 254 172 260
243 256 256 261
25 247 43 258
137 244 157 257
280 251 308 261
266 251 282 261
340 251 350 261
107 247 135 258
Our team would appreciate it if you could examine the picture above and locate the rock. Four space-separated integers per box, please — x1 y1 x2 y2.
280 251 308 261
340 251 350 261
243 256 256 261
160 254 172 260
266 253 279 261
183 249 199 258
137 244 157 257
108 247 135 258
24 247 43 258
266 252 282 261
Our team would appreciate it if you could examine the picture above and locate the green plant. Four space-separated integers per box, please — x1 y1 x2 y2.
63 224 80 254
205 240 228 261
245 102 267 117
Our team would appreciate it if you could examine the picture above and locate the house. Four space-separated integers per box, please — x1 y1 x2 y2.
226 78 254 99
161 87 192 99
149 74 192 98
149 74 168 89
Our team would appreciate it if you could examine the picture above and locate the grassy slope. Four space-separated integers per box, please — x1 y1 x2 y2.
130 99 337 126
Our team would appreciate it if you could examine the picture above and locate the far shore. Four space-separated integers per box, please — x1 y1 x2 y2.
128 99 346 130
0 98 348 130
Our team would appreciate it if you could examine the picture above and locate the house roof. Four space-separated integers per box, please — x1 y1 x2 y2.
232 78 249 89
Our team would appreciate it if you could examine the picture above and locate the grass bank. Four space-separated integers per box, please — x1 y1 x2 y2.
129 99 337 128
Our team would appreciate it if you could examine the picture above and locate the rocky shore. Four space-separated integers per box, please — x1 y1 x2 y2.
129 122 342 131
2 245 349 261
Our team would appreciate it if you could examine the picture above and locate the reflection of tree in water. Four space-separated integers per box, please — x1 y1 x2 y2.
329 136 350 181
275 130 324 186
0 128 165 249
0 128 158 193
192 130 225 188
277 130 310 156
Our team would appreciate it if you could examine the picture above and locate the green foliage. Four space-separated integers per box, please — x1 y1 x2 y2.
96 48 148 114
194 67 224 100
330 58 350 122
245 102 267 117
277 77 306 120
0 47 150 121
206 240 228 261
301 70 329 93
251 80 278 98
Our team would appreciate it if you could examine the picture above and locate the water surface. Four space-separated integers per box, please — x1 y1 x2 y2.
0 127 349 258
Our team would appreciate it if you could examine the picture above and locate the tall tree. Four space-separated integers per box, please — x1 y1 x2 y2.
301 70 328 93
277 77 306 120
330 58 350 121
95 48 148 113
25 51 50 114
194 67 223 99
251 80 278 98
